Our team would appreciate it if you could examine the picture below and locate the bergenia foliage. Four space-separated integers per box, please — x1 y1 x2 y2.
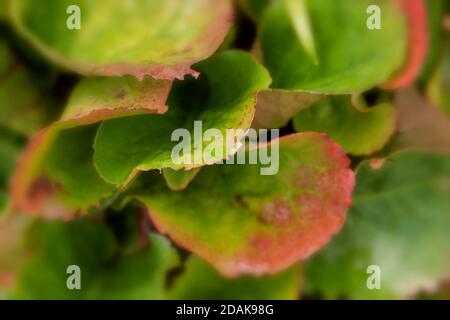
1 0 449 301
133 133 354 277
10 0 233 80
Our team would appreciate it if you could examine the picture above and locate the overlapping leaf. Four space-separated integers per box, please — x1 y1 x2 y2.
134 133 354 277
303 151 450 299
0 128 24 213
162 168 202 192
260 0 407 93
11 218 179 299
0 0 446 301
0 38 51 136
10 0 232 80
169 257 301 300
293 96 397 155
11 126 115 218
59 76 172 127
10 75 172 218
94 51 271 185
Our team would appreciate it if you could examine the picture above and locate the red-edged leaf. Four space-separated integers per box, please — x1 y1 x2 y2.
58 77 172 128
10 76 171 218
134 133 355 277
384 0 428 89
10 0 233 80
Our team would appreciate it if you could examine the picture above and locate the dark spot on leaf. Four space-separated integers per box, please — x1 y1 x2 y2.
234 195 248 209
115 90 128 99
27 176 57 207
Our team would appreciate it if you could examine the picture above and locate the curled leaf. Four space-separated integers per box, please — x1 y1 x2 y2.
260 0 407 93
293 96 397 155
11 126 115 219
10 75 172 218
163 168 202 192
10 0 232 80
94 51 271 185
384 0 429 89
58 76 172 128
285 0 318 65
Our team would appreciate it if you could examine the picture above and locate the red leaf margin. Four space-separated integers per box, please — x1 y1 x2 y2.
9 0 233 81
138 133 355 277
384 0 428 89
9 79 172 219
9 129 67 219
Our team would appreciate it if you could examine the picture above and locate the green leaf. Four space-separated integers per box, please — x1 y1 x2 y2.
163 168 201 192
11 126 115 218
0 214 34 296
260 0 407 93
285 0 318 65
303 151 450 299
0 128 24 213
0 39 49 136
0 38 12 74
59 76 172 128
10 73 172 218
134 133 354 277
169 256 300 300
239 0 271 21
418 0 445 86
10 0 232 80
12 218 179 299
0 0 6 20
43 127 116 211
94 51 271 185
105 204 150 255
383 0 429 89
293 96 396 155
428 40 450 115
